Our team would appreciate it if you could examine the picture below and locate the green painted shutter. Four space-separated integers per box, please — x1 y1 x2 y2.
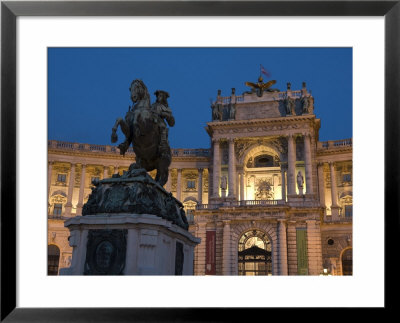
296 228 309 275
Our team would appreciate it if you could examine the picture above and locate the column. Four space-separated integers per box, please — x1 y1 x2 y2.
176 168 182 201
64 163 76 216
278 219 288 275
329 162 338 207
228 139 236 198
317 162 326 208
114 165 119 175
166 169 172 192
240 171 245 201
103 166 108 179
287 134 296 195
76 164 86 215
222 221 231 275
212 139 221 198
280 166 286 201
208 167 213 198
236 172 240 200
304 133 313 194
329 162 340 219
197 168 203 205
48 161 53 197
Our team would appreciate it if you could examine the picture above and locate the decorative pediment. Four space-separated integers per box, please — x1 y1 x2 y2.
51 190 67 197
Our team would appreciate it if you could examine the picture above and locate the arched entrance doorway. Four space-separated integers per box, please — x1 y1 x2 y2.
341 248 352 275
48 244 60 275
238 229 272 275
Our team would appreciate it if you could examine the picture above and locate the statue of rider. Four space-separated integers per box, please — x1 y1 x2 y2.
151 90 175 157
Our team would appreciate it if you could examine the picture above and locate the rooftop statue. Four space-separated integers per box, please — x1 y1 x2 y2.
284 95 296 116
245 76 280 97
111 79 173 186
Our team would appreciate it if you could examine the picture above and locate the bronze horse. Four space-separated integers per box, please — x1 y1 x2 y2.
111 79 172 186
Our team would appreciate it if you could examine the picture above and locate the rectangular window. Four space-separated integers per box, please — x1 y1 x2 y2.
57 174 66 182
342 173 351 182
187 180 195 189
53 203 62 216
345 205 353 217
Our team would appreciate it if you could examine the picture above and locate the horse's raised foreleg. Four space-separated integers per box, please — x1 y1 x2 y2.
111 118 130 141
111 118 122 143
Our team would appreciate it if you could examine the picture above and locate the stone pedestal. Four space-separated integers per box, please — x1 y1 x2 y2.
331 206 341 221
60 213 200 275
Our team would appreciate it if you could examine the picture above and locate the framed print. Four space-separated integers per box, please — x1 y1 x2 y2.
1 0 399 321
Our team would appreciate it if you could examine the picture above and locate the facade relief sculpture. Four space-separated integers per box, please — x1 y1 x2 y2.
255 178 274 200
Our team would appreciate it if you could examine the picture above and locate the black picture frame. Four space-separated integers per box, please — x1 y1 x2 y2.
1 1 399 321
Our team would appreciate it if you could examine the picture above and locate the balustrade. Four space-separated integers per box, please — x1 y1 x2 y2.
49 140 210 157
196 199 286 210
318 138 352 149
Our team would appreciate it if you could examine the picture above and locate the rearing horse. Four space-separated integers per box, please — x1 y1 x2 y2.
111 79 171 186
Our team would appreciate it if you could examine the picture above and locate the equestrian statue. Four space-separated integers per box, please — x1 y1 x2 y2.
111 79 175 187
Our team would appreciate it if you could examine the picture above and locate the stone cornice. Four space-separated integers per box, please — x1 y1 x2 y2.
48 148 133 161
207 114 319 129
48 148 211 165
206 115 320 139
316 147 352 157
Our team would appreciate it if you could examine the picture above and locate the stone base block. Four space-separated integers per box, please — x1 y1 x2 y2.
61 214 200 275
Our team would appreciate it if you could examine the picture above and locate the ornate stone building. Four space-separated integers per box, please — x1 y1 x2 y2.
48 81 352 276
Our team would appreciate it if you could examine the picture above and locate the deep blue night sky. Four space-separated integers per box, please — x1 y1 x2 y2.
48 47 352 148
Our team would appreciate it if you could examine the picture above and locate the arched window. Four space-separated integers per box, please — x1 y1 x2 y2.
48 244 60 275
183 197 198 224
238 229 272 275
254 154 275 167
342 248 352 275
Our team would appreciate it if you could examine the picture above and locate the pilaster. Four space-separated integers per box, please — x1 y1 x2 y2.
64 163 76 216
212 139 221 198
287 134 296 196
304 133 313 194
177 168 182 201
222 221 232 275
228 139 236 198
48 161 53 198
306 220 323 275
76 164 86 216
329 162 340 220
278 219 288 275
198 168 203 204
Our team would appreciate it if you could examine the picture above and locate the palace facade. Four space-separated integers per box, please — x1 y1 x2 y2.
48 81 352 276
